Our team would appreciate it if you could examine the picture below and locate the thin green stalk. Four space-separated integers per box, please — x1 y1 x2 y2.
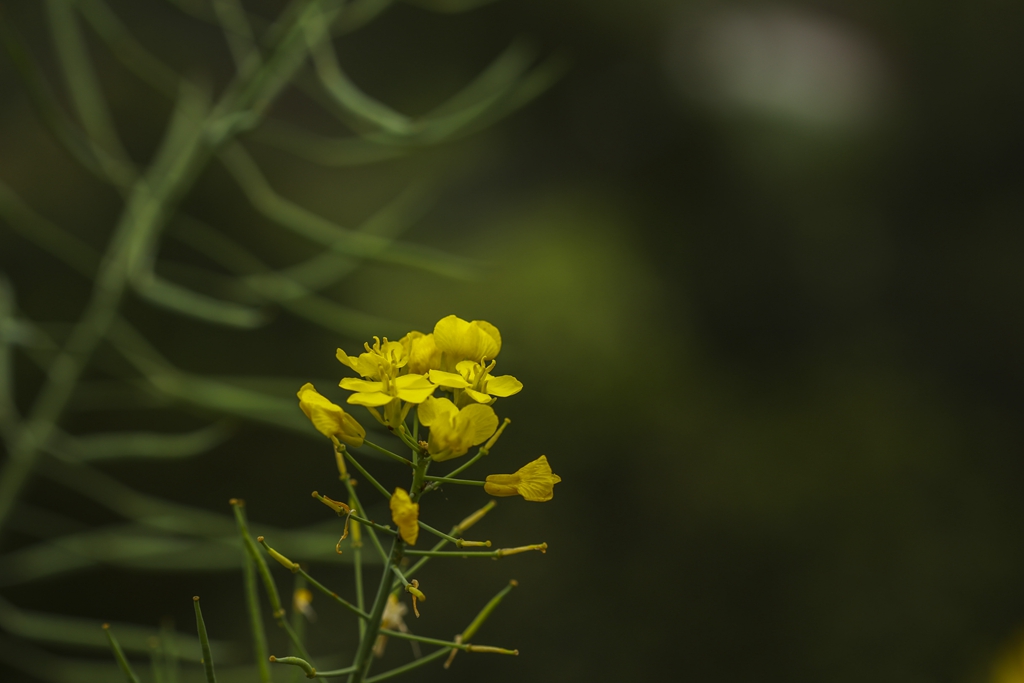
442 448 488 480
311 665 357 678
242 525 272 683
363 648 450 683
290 573 308 667
360 440 412 466
348 514 397 536
422 475 484 486
349 497 366 638
404 543 547 558
232 501 315 664
103 624 142 683
192 597 217 683
296 567 369 620
347 539 398 683
343 450 391 500
416 521 460 544
377 630 471 650
339 464 389 563
270 655 315 678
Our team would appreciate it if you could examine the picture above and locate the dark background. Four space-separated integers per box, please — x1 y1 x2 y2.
2 1 1024 682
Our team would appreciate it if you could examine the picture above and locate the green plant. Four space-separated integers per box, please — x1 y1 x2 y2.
0 1 563 680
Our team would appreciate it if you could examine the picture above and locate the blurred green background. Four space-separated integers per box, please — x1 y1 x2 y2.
2 1 1024 682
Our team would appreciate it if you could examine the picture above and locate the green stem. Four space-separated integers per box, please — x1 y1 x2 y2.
103 624 142 683
377 630 470 650
349 513 397 536
270 655 316 678
363 648 450 683
361 440 412 466
442 447 487 479
240 522 271 683
408 456 429 503
232 501 315 664
339 462 389 563
416 521 460 544
344 450 391 500
422 475 484 486
192 598 217 683
311 665 357 678
347 538 399 683
296 567 370 620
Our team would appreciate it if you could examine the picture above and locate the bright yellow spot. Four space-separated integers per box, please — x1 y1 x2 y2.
389 488 419 545
484 455 562 502
296 383 365 447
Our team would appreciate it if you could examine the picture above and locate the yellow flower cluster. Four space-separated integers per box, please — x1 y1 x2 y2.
297 315 560 511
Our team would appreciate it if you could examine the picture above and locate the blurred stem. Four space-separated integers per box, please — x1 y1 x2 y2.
347 538 398 683
103 624 142 683
240 517 272 683
0 0 344 538
232 501 315 665
192 598 218 683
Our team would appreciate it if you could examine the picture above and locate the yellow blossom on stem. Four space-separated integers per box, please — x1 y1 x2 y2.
400 331 442 374
484 456 562 502
297 383 365 447
337 336 407 380
416 396 498 461
390 488 419 545
428 359 522 405
339 374 436 407
433 315 502 367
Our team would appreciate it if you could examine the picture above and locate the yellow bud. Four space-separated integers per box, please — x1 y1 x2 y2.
258 536 299 572
297 383 365 447
389 488 419 545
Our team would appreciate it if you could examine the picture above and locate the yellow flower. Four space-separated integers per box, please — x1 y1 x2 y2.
297 383 365 447
400 331 442 375
417 396 498 461
337 336 407 381
390 488 419 545
433 315 502 367
428 360 522 405
339 374 436 407
484 455 561 502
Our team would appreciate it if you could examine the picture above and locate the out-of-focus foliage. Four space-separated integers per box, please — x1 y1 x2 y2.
3 0 1024 683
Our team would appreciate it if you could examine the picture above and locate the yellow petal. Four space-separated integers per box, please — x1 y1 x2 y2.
297 383 365 446
485 375 523 398
393 374 436 403
484 455 560 502
462 388 493 404
401 331 441 375
336 348 380 379
456 403 499 447
427 369 470 389
433 315 502 364
340 378 384 393
389 488 419 545
417 396 456 427
347 392 395 407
